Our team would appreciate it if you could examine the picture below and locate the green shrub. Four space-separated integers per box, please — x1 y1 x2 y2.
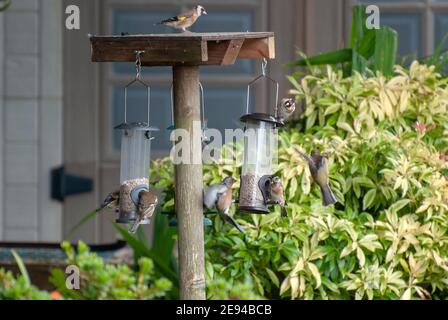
0 268 53 300
49 241 172 300
150 61 448 300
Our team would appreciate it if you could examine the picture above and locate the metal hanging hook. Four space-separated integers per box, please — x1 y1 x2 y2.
135 50 144 80
124 50 150 125
245 58 279 115
261 58 267 76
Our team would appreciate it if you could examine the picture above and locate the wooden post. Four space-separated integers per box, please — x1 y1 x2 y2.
172 66 205 300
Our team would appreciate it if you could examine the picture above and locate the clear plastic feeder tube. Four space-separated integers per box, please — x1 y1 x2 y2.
239 114 279 213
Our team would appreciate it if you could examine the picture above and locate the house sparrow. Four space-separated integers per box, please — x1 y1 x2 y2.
156 5 207 32
269 176 287 217
97 190 120 212
277 98 296 123
204 177 245 234
129 190 158 233
297 149 337 206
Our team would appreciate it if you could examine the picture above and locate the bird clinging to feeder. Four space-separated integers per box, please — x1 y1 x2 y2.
276 98 296 123
156 5 207 32
204 177 245 234
268 176 287 217
297 149 337 206
129 190 158 233
97 190 120 213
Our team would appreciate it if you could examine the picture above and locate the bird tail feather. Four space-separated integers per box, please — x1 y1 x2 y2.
222 214 245 234
129 221 139 234
281 206 288 217
321 184 337 206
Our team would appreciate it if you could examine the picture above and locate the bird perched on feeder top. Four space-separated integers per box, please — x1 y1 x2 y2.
203 177 245 234
156 5 207 32
97 190 120 213
129 190 158 233
297 149 337 206
276 98 296 123
269 176 287 217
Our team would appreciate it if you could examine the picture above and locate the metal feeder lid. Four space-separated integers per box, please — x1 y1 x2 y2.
114 122 160 131
240 113 284 127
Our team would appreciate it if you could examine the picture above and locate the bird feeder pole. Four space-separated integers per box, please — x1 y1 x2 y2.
90 32 275 300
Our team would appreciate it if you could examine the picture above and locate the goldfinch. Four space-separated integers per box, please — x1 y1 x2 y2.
156 5 207 32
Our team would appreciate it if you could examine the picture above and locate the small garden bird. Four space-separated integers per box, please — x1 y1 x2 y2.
129 190 158 233
269 176 287 217
297 149 337 206
156 5 207 32
203 177 245 234
277 98 296 123
98 190 120 212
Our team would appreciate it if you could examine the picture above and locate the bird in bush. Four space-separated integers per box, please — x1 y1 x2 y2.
156 5 207 32
297 149 337 206
203 177 245 234
269 176 288 217
97 190 120 212
129 190 158 233
276 98 296 123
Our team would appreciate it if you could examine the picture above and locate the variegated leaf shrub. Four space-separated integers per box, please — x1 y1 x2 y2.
150 62 448 300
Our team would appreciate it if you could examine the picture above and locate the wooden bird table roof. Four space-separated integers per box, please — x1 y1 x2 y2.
89 32 275 66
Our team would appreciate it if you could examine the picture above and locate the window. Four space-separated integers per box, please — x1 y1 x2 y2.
101 0 267 160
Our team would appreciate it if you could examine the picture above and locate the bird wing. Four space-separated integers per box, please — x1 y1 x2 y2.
161 9 194 23
141 204 157 220
295 148 318 174
203 184 227 209
295 148 312 163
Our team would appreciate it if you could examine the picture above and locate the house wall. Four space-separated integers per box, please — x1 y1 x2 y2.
0 0 63 242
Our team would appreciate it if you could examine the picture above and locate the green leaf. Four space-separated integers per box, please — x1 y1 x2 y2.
373 27 398 76
363 189 377 210
65 209 99 239
112 222 179 289
350 5 368 48
324 104 341 116
357 30 376 59
11 250 30 286
307 262 322 288
352 50 369 75
151 205 177 273
205 261 214 280
265 268 280 288
288 49 353 67
306 110 318 129
0 0 11 12
353 176 376 189
390 199 411 214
